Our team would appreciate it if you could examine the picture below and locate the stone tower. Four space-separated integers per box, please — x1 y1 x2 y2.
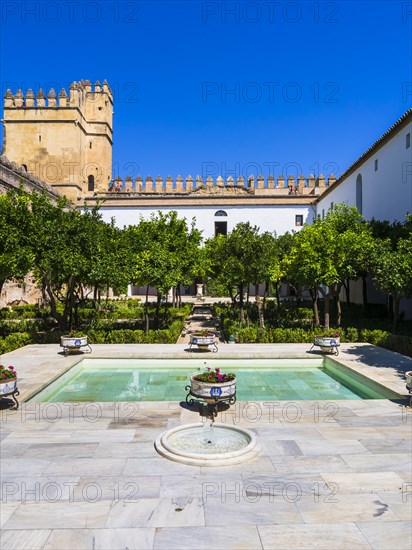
3 80 113 200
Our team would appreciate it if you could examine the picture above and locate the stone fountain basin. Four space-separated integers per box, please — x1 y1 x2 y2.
155 422 260 466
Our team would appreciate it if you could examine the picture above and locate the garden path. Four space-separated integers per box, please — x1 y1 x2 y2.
176 300 224 345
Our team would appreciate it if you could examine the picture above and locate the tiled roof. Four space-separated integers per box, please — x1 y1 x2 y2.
317 108 412 201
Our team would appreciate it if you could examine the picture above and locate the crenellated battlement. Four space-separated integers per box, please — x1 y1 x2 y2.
2 77 335 204
106 173 336 196
3 79 113 200
4 79 113 110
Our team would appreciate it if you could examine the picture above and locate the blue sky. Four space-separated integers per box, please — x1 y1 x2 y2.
1 0 411 182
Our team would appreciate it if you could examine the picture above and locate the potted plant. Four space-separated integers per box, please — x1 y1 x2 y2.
314 332 340 350
189 329 217 350
60 329 89 355
0 365 17 396
405 371 412 391
190 367 236 404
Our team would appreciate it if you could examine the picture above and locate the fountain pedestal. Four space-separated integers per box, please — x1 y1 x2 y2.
185 374 236 417
154 374 260 466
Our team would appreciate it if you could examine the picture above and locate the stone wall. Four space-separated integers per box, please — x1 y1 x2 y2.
103 173 336 196
0 278 43 309
3 80 113 199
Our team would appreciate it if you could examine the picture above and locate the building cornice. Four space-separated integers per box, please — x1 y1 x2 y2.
79 194 317 208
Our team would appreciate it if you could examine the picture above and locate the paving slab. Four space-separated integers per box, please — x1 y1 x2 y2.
0 343 411 549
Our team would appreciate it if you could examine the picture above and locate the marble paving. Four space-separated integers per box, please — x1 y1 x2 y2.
0 343 411 549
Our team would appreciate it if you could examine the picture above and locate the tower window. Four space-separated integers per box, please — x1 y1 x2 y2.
89 142 92 149
295 215 303 226
374 159 378 171
88 175 95 192
407 133 410 149
38 135 41 142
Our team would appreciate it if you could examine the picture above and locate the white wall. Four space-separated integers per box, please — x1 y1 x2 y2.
100 204 314 238
317 121 412 222
317 118 412 319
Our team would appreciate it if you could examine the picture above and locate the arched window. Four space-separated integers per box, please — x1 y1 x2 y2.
356 173 362 214
214 210 227 216
88 175 95 192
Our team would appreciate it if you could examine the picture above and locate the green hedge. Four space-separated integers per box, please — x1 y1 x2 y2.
0 305 50 320
223 324 411 357
1 320 410 358
0 333 32 354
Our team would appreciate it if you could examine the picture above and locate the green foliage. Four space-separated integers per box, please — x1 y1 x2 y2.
371 229 412 331
383 334 412 357
0 319 49 336
0 332 32 354
0 364 17 379
282 204 376 327
87 319 183 344
236 327 258 343
86 330 107 344
345 327 359 342
205 222 277 300
204 277 231 297
193 367 235 383
0 305 50 320
105 329 141 343
359 329 391 346
35 331 63 344
126 211 203 294
0 188 34 291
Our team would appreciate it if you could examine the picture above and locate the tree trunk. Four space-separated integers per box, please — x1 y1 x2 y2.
74 302 79 329
255 284 265 329
145 285 150 333
163 292 168 326
239 283 245 323
388 294 393 320
229 287 235 307
309 287 320 327
335 293 342 327
324 292 330 329
343 278 350 305
274 283 280 308
155 291 161 329
93 285 98 308
295 287 301 309
65 277 76 331
392 294 400 333
263 281 269 310
42 276 64 330
362 275 368 308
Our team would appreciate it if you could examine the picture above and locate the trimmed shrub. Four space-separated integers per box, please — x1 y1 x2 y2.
359 329 390 346
87 330 107 344
0 332 32 354
344 327 359 342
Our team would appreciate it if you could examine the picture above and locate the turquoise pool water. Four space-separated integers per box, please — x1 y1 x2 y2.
28 358 393 402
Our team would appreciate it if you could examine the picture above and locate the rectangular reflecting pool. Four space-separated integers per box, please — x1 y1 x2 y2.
27 358 397 402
